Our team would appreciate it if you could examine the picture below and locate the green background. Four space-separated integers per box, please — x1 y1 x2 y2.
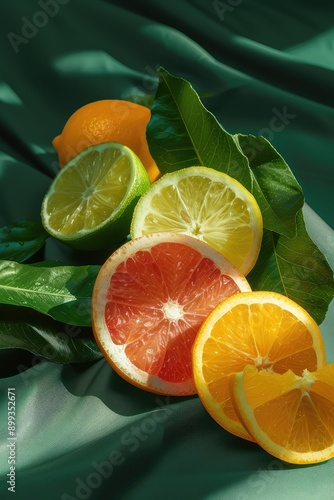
0 1 334 498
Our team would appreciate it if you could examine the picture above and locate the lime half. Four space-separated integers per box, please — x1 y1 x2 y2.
42 142 150 250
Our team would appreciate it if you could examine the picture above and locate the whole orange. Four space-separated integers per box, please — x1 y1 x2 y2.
52 99 161 182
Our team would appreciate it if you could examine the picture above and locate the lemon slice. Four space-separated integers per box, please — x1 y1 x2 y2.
130 166 263 274
41 142 150 250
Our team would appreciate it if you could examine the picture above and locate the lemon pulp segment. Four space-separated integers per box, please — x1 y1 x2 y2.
131 167 263 274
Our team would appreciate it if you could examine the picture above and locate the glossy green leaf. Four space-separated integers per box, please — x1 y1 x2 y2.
147 67 253 190
236 134 304 237
247 210 334 324
148 68 304 237
0 260 100 326
0 220 48 262
0 306 102 364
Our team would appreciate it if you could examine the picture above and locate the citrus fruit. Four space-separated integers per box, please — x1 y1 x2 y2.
92 232 251 395
192 291 326 441
130 166 263 275
231 363 334 464
41 142 151 251
52 99 160 182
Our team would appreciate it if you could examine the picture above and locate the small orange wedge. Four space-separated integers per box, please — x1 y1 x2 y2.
231 364 334 464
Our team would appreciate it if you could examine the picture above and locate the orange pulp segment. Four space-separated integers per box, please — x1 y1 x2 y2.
231 364 334 464
192 291 326 440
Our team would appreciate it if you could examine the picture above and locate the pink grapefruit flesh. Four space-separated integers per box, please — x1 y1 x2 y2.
92 232 251 395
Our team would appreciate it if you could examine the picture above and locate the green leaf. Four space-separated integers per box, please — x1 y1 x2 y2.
247 210 334 324
147 67 252 190
236 134 304 237
0 260 100 326
0 220 48 262
0 306 102 364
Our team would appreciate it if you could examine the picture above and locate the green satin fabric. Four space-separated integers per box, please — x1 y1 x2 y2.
0 1 334 498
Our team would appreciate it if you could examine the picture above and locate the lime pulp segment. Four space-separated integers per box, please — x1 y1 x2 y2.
44 147 132 235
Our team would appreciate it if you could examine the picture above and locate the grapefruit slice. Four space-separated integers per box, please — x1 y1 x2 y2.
92 232 251 395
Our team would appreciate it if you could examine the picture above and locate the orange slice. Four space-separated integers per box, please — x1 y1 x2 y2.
192 291 326 441
231 364 334 464
92 232 251 395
